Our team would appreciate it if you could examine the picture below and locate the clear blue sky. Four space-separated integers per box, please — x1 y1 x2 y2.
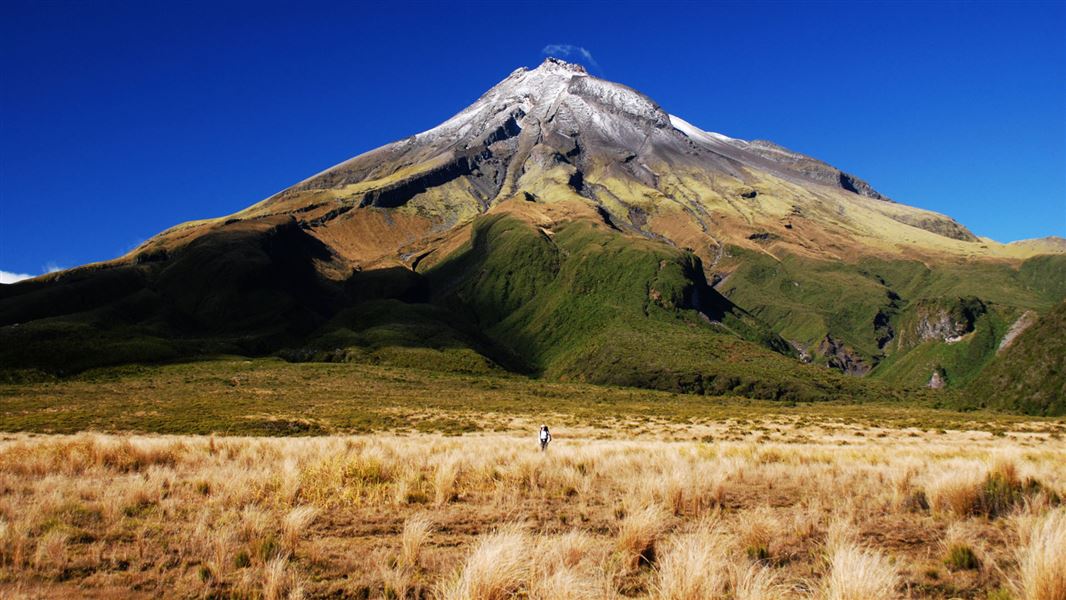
2 1 1064 278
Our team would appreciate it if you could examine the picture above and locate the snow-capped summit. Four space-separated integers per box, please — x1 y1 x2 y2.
168 58 989 274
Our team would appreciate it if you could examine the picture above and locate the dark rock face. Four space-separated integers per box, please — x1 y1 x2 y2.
747 232 777 242
359 155 475 209
874 308 896 350
817 334 871 376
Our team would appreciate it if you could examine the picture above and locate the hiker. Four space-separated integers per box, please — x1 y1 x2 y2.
539 424 552 451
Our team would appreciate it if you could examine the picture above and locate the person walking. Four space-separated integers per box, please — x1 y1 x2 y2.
539 425 552 452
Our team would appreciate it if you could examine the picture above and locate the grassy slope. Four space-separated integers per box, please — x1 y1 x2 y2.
967 300 1066 416
422 215 904 402
2 207 1061 412
0 218 346 374
718 248 1066 389
871 299 1013 389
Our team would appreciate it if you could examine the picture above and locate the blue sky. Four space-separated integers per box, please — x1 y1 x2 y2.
2 1 1064 280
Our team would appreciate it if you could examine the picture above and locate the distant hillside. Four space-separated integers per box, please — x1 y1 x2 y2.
966 301 1066 415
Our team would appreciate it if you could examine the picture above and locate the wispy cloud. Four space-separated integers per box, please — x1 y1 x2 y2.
541 44 602 74
0 261 65 284
0 270 34 284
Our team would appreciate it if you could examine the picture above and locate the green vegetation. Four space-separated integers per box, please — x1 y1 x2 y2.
719 247 895 361
965 300 1066 416
870 302 1013 389
2 358 1059 436
1 212 1062 413
424 217 839 400
943 544 980 571
718 248 1066 396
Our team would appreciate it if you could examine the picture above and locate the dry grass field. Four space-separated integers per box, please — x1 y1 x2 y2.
1 421 1064 599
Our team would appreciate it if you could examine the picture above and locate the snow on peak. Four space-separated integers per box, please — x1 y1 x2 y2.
669 114 739 145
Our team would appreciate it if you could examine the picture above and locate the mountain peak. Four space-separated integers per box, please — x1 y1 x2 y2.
228 61 1020 263
536 57 588 75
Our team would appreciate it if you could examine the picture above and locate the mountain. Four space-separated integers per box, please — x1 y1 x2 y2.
2 59 1063 409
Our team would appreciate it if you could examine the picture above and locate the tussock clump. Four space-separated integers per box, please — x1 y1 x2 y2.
977 459 1052 518
943 544 980 571
927 467 983 516
928 458 1053 518
394 471 429 505
654 464 724 516
401 514 434 568
298 453 392 506
434 454 463 505
733 564 783 600
736 507 779 562
529 566 605 600
822 540 899 600
238 506 271 547
438 525 528 600
282 505 318 554
33 530 68 571
0 515 33 567
206 525 237 582
380 554 415 600
615 505 670 569
262 556 302 600
536 530 597 571
653 524 730 599
1015 508 1066 600
529 532 606 600
941 523 983 571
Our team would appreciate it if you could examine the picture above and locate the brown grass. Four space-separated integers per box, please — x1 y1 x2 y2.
401 513 435 569
615 505 670 570
653 524 730 599
0 424 1063 598
438 525 528 600
1015 508 1066 600
821 540 900 600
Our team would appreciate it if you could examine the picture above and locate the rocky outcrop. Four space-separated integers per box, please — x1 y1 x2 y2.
898 297 987 348
818 334 870 376
742 140 888 201
889 213 979 242
928 369 946 389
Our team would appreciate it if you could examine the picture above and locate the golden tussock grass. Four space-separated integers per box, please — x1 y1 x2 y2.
653 523 730 599
401 513 435 569
0 425 1062 598
1015 508 1066 600
615 505 670 570
438 525 528 600
821 539 899 600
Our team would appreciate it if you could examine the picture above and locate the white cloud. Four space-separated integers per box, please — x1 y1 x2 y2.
0 270 34 284
541 44 602 73
0 261 65 284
